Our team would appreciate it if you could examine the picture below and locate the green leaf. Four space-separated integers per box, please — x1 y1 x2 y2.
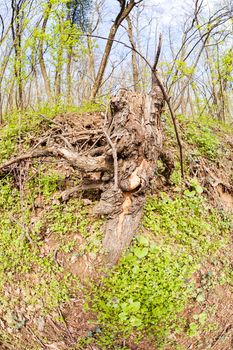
119 312 127 321
130 316 142 327
187 322 199 337
184 190 196 197
132 264 140 274
149 244 158 254
195 185 203 194
196 293 205 303
121 300 141 313
130 301 141 312
134 247 149 259
137 235 149 246
199 312 207 325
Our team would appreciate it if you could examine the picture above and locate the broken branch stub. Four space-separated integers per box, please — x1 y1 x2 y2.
93 89 164 265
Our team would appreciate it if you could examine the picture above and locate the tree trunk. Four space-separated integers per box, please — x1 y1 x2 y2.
66 49 72 105
38 1 52 102
11 1 24 110
126 16 139 92
54 45 63 100
54 19 64 101
0 48 12 123
93 88 164 264
90 0 140 100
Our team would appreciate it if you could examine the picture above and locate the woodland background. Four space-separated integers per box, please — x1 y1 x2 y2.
0 1 233 350
0 0 232 123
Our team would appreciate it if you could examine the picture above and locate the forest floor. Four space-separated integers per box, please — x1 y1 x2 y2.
0 102 232 350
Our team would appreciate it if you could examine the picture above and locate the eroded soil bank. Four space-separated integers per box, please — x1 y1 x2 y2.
0 91 232 350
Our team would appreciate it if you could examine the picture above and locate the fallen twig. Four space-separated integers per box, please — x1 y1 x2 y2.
26 325 47 349
62 129 103 137
9 215 33 244
0 149 53 171
38 114 63 129
57 306 75 342
203 165 232 190
60 185 81 202
53 134 74 150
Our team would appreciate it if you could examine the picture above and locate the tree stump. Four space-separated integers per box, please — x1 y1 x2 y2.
93 88 164 264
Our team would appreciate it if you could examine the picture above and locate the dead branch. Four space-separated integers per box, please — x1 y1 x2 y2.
0 149 53 170
54 134 74 150
26 326 47 350
152 36 184 178
152 33 162 72
154 73 185 178
0 147 111 174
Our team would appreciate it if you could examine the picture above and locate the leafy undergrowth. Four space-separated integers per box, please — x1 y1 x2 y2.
86 190 232 349
163 113 233 162
0 103 105 349
0 106 232 350
0 170 103 328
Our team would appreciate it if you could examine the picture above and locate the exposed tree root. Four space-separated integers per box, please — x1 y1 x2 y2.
0 89 164 264
0 147 111 173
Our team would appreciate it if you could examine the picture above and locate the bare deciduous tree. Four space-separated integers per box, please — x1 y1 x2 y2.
90 0 143 100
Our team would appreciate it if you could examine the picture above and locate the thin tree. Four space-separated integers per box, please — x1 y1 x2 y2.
90 0 143 100
126 15 139 92
11 0 25 109
38 0 52 102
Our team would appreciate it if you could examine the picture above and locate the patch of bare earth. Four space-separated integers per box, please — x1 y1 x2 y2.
167 284 233 350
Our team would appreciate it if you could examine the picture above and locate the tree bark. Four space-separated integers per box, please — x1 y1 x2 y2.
38 1 52 102
11 0 24 110
54 46 63 100
0 47 13 123
54 19 63 100
66 49 73 105
93 88 164 264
